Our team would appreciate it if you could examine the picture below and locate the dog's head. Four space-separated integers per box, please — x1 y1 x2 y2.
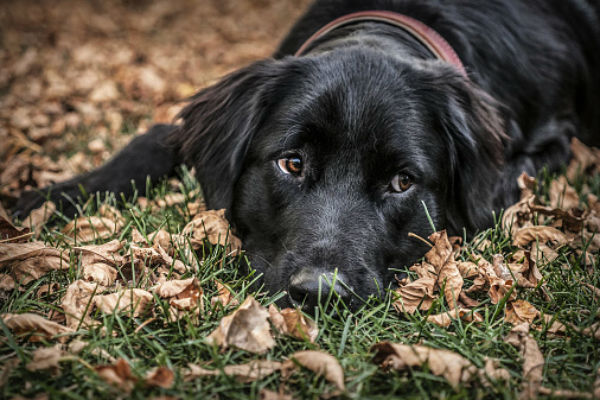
173 48 505 309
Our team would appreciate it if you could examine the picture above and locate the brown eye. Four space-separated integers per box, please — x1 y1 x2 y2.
390 174 412 192
278 156 303 176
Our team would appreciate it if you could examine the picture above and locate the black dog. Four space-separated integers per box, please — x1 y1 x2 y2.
15 0 600 310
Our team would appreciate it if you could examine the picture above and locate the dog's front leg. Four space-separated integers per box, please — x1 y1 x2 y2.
13 124 180 218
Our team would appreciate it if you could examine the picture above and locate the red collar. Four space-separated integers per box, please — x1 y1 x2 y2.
294 10 467 77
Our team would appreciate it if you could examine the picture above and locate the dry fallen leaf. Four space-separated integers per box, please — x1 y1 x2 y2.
1 313 73 342
210 281 239 308
393 277 436 314
549 176 580 211
0 241 70 285
182 209 242 255
94 288 153 317
371 342 476 389
283 350 345 391
206 296 275 354
425 231 464 308
268 305 318 343
145 366 175 388
61 279 101 329
63 215 123 243
505 323 544 399
23 201 56 237
0 214 30 242
95 358 137 393
154 277 203 322
505 300 540 326
0 274 16 291
513 226 569 248
426 307 483 328
185 360 282 383
259 388 293 400
26 343 64 373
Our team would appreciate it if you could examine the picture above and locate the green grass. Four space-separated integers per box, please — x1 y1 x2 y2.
1 168 599 400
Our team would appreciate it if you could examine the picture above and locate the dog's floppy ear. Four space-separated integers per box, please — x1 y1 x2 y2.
171 59 284 211
423 67 507 232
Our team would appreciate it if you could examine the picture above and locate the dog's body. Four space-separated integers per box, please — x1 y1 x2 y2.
15 0 600 309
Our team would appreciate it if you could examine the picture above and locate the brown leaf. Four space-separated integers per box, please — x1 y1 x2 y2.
393 277 436 314
185 360 282 383
94 288 153 317
95 358 137 393
26 343 64 372
259 388 293 400
424 231 463 308
63 216 123 243
567 137 600 181
268 305 318 342
540 314 567 334
0 214 30 242
182 209 242 255
581 322 600 340
549 176 580 210
23 201 56 237
426 307 483 328
207 295 275 354
210 281 239 308
61 279 100 329
505 300 540 325
538 387 593 399
372 342 477 389
0 241 70 285
513 226 569 248
457 261 479 279
1 313 73 342
154 277 203 322
0 274 15 291
505 323 544 399
145 367 175 388
284 350 345 391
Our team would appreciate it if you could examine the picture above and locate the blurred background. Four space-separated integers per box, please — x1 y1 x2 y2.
0 0 312 208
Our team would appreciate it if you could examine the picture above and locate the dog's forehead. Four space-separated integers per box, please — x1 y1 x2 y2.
257 52 443 163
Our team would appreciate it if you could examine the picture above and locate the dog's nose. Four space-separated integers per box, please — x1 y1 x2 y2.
288 269 352 310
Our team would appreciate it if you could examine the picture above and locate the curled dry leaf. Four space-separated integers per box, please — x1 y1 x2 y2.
505 323 544 399
372 342 477 389
145 366 175 388
1 313 73 342
426 307 483 328
259 388 293 400
94 288 153 317
185 360 282 383
466 258 516 305
505 300 540 325
23 201 56 237
513 226 568 248
26 343 64 373
549 176 579 211
0 214 29 242
567 137 600 180
74 240 123 286
182 209 242 255
284 350 345 391
61 279 101 329
0 241 70 285
268 305 318 342
425 230 463 308
0 274 15 291
393 277 436 314
95 358 137 393
63 214 124 243
206 295 275 354
211 281 239 308
154 277 203 322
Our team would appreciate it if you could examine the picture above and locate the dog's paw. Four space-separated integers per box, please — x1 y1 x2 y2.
12 190 48 220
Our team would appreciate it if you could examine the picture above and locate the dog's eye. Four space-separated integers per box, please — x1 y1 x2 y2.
277 156 303 176
390 174 412 192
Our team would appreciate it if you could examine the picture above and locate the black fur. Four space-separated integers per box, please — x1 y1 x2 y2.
15 0 600 309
